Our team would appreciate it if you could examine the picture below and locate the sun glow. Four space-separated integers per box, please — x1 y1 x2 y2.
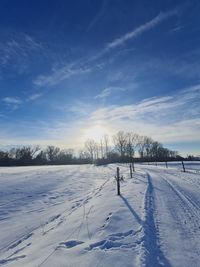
83 125 109 142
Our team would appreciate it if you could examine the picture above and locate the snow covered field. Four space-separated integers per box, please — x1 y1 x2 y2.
0 163 200 267
141 161 200 172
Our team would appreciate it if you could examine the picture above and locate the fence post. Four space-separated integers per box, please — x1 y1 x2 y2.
117 167 120 195
181 161 185 172
165 161 168 168
130 164 133 178
132 162 135 172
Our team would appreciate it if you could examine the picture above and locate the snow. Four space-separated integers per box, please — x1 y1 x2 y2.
0 163 200 266
141 161 200 173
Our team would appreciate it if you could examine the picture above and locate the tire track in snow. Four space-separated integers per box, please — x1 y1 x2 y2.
162 177 200 235
148 167 200 231
141 172 172 267
163 168 200 191
143 167 200 267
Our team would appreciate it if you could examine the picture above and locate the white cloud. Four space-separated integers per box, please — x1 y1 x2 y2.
1 97 23 111
27 93 43 101
87 0 108 31
1 85 199 151
34 65 92 87
169 25 183 34
1 92 43 110
105 9 178 50
0 118 85 149
34 8 179 87
0 33 42 73
86 85 200 143
0 86 199 158
2 97 22 105
95 86 125 99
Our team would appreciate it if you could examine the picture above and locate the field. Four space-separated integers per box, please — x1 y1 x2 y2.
0 162 200 267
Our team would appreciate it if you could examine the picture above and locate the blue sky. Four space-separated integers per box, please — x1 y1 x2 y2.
0 0 200 156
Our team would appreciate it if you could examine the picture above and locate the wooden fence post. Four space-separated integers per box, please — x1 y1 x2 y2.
132 162 135 172
181 161 185 172
130 164 133 178
117 167 120 195
165 161 168 168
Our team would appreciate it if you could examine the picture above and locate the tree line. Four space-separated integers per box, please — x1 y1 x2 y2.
0 146 86 166
83 131 180 165
0 131 184 166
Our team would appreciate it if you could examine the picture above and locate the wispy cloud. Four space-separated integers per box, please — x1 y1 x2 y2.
2 97 22 105
1 85 199 153
27 93 43 101
105 9 178 50
169 25 183 34
0 33 42 73
34 8 179 87
34 65 92 87
87 0 108 31
1 92 43 111
87 85 200 143
2 97 23 110
95 86 125 99
0 118 84 149
88 8 179 63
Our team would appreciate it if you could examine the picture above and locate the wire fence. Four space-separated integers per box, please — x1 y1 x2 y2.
138 161 200 174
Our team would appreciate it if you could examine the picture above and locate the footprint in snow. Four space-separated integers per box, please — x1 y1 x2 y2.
102 212 112 228
86 229 140 251
0 255 26 265
58 240 84 249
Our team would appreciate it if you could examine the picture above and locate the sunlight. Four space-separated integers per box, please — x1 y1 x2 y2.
83 125 109 142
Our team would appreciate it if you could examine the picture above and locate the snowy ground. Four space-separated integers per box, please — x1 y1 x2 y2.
0 163 200 267
140 161 200 173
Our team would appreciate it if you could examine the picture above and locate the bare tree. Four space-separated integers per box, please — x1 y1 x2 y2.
7 146 40 165
46 146 60 162
84 139 96 162
93 142 100 160
169 150 178 158
103 134 109 158
126 133 139 158
100 139 104 158
0 131 180 166
79 149 90 159
138 136 146 158
143 136 153 158
57 149 74 163
113 131 127 157
150 141 162 159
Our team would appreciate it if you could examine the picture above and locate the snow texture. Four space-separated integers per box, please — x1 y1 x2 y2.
0 163 200 266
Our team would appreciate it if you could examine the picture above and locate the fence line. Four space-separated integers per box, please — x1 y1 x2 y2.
137 160 200 174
